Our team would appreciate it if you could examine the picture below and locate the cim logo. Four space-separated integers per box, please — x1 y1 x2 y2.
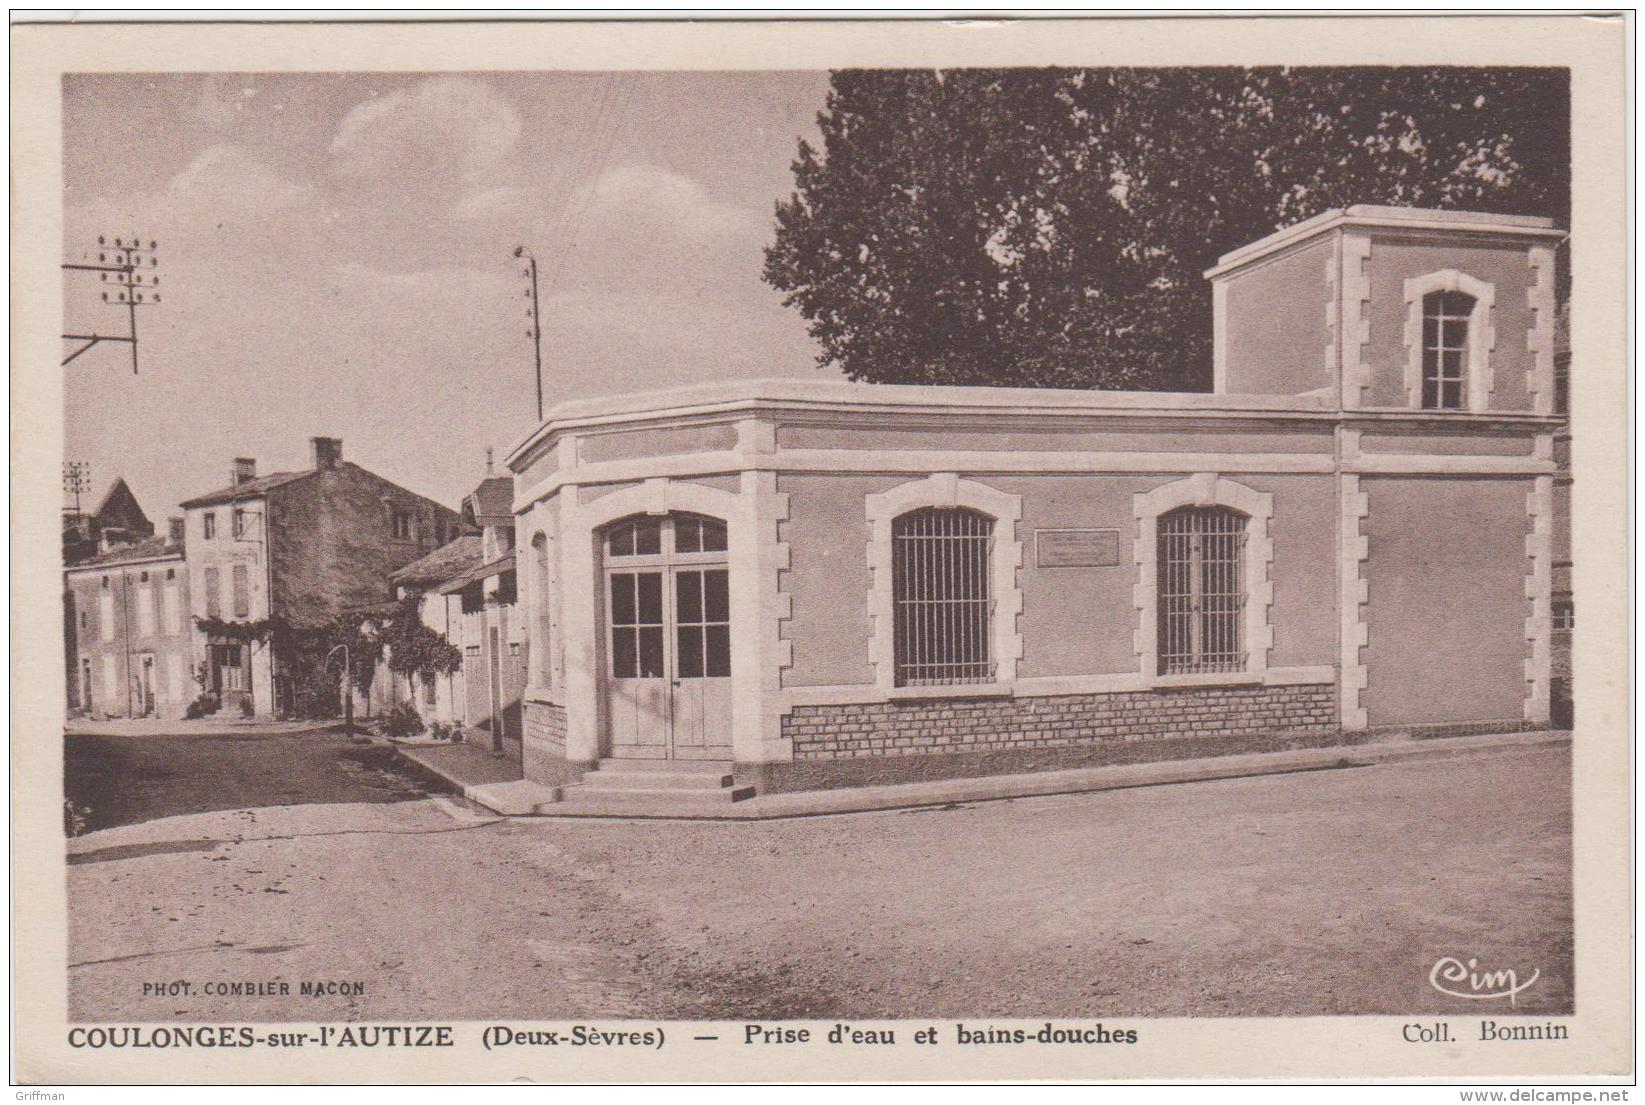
1429 956 1540 1006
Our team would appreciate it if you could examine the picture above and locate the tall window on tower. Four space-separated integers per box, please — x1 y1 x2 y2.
891 507 994 687
1421 290 1474 410
1157 506 1247 676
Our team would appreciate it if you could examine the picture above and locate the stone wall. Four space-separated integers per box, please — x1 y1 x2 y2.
269 465 461 627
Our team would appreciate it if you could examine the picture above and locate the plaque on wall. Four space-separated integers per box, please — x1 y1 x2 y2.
1035 528 1121 568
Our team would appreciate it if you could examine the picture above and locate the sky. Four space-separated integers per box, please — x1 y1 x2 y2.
63 71 835 519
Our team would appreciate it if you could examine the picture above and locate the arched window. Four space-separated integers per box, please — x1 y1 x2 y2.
531 532 551 687
1404 269 1494 412
1157 506 1248 676
891 507 993 687
1422 290 1474 410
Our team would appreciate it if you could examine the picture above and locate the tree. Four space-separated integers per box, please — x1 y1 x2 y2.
764 67 1569 392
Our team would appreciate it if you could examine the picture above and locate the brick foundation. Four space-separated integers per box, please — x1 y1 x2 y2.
522 699 590 786
763 682 1339 793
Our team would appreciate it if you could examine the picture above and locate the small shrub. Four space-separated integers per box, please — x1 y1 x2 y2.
239 696 256 718
382 701 425 739
184 692 220 720
64 799 90 838
449 725 466 744
428 721 452 741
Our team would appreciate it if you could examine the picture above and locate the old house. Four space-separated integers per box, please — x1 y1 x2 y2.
373 535 481 727
63 476 154 566
64 476 161 709
63 517 190 719
373 464 527 752
502 206 1567 805
178 437 461 717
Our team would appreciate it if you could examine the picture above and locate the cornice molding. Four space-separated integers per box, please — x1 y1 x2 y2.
1207 205 1564 279
504 379 1341 469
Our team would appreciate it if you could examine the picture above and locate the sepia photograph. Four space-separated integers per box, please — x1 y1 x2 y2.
13 13 1630 1087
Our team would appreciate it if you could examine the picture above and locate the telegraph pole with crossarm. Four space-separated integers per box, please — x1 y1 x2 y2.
62 236 161 372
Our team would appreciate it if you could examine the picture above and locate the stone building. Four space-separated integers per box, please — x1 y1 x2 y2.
178 437 461 717
497 205 1565 804
372 467 527 752
63 477 154 567
63 519 190 719
64 476 162 710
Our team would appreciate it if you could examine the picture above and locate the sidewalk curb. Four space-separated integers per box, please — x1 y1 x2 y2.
65 720 350 739
402 728 1570 822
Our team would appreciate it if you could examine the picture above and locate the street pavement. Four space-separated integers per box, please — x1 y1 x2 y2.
66 738 1572 1021
65 728 421 834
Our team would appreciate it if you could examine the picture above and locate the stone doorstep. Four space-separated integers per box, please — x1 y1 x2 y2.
418 728 1569 822
464 779 564 817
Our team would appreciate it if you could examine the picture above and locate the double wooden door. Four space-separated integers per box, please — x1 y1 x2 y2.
603 514 732 760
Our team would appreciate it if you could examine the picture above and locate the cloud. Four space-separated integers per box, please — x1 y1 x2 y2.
572 164 766 244
329 76 521 186
453 184 534 223
165 145 312 213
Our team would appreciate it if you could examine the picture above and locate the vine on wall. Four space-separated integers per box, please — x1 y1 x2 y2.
193 597 462 719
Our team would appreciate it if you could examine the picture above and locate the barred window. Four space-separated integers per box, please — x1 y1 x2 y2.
1158 506 1247 676
1553 600 1575 632
892 507 993 687
1422 291 1473 410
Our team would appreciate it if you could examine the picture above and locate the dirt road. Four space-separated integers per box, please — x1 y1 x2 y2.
67 742 1571 1021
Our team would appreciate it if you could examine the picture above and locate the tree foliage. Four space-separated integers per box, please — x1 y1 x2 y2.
377 596 464 682
764 67 1569 391
195 605 460 720
195 613 383 718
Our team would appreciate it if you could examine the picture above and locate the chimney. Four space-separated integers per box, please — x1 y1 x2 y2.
232 457 257 486
485 447 494 476
167 516 185 546
311 436 342 470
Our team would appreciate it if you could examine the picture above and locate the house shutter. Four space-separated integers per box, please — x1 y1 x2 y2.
136 584 155 637
232 564 250 618
204 566 221 618
164 583 181 633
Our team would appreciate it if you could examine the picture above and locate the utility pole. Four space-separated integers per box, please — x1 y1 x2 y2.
62 236 161 372
513 246 544 422
63 461 90 516
120 568 133 717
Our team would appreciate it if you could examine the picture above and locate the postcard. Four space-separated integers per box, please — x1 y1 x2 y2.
11 13 1631 1085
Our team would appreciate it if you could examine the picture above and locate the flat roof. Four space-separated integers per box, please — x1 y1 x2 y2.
504 377 1342 468
1204 205 1564 279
